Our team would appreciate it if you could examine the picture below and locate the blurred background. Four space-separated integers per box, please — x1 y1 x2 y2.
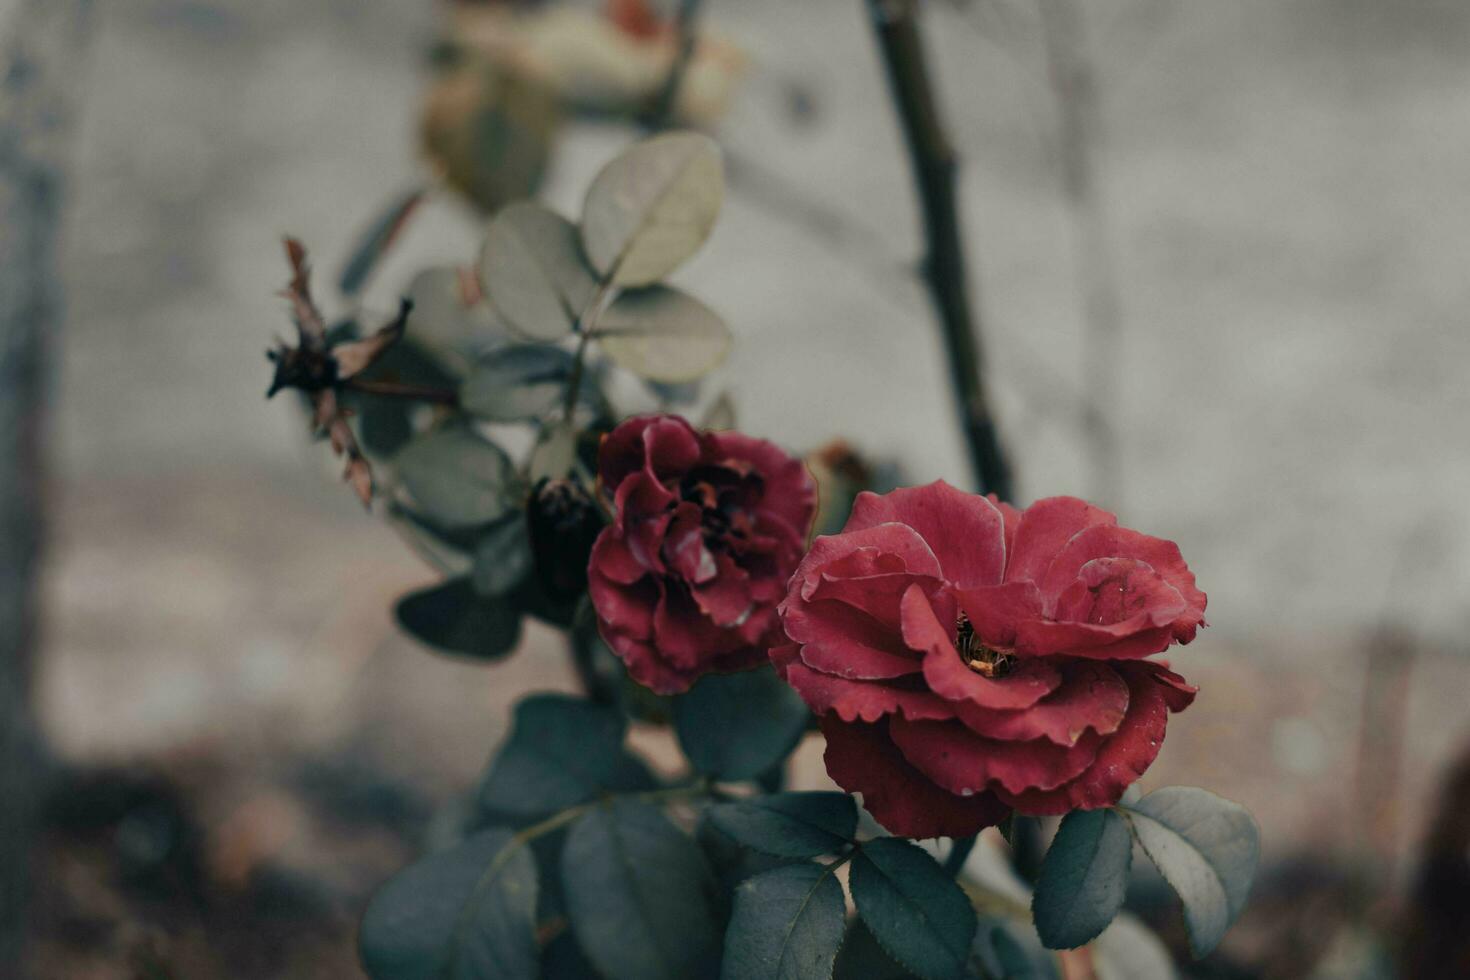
4 0 1470 975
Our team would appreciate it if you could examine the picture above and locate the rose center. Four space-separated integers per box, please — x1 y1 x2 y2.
955 614 1013 679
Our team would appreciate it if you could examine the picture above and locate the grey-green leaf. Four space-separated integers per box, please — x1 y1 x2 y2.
480 201 598 341
405 265 502 356
460 345 576 422
580 131 724 287
395 427 516 528
850 838 977 980
394 578 521 660
479 694 655 820
561 799 719 980
1032 808 1132 950
1122 787 1259 959
722 863 847 980
674 669 810 781
528 422 579 483
706 793 857 859
359 828 538 980
595 285 732 383
472 513 532 597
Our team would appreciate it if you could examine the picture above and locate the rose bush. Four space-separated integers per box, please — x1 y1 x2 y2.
773 481 1204 838
589 414 817 694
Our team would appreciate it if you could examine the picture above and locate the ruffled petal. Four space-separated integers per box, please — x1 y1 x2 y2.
822 716 1010 839
1006 496 1117 586
889 715 1101 795
788 600 923 679
844 480 1006 589
1038 525 1206 639
952 661 1129 746
690 552 754 627
1051 557 1187 629
588 567 658 639
954 581 1044 650
789 523 943 605
589 529 647 585
1013 620 1176 660
705 429 818 539
901 585 1062 709
995 660 1191 814
781 658 954 724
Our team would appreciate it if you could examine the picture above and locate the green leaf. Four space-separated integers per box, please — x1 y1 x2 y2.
472 512 533 597
580 131 724 287
404 266 502 356
395 427 517 528
833 920 917 980
359 828 538 980
1032 808 1133 950
850 838 977 980
345 337 458 457
479 695 655 820
706 793 857 859
395 578 521 660
460 345 576 423
721 863 847 980
674 669 809 781
561 799 719 980
595 285 732 383
1121 787 1259 959
339 188 425 297
480 201 598 342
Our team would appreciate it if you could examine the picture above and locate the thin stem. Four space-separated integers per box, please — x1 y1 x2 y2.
865 0 1013 500
943 833 977 877
563 278 618 418
343 377 458 406
645 0 706 129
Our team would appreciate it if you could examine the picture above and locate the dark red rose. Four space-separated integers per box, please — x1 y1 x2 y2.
588 415 817 694
774 481 1204 838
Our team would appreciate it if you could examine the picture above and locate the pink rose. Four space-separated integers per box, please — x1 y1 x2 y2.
774 481 1203 838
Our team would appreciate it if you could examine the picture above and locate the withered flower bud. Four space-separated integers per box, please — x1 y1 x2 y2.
527 477 606 600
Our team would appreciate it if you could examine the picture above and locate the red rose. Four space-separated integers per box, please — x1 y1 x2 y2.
774 481 1203 838
588 415 817 694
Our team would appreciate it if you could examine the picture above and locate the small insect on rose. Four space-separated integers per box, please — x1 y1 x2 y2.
955 612 1014 678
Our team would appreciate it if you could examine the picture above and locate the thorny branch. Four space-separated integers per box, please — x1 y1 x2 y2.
865 0 1014 500
268 238 437 507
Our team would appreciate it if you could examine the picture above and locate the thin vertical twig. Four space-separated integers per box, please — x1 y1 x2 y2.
1037 0 1123 506
0 0 95 965
644 0 706 130
865 0 1013 500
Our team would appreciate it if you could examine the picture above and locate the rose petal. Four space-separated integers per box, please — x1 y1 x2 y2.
954 581 1044 649
987 493 1022 558
1051 557 1187 629
901 585 1062 709
706 430 817 539
844 480 1006 589
822 716 1009 839
788 600 923 679
952 661 1129 745
782 658 954 724
590 529 647 585
789 523 944 604
589 568 658 639
604 629 700 695
1038 525 1206 637
654 586 739 667
1006 496 1117 587
809 569 938 632
889 715 1101 795
691 552 754 627
996 660 1191 813
1013 620 1176 660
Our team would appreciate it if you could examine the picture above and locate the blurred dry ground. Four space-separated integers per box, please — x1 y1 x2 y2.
18 0 1470 975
